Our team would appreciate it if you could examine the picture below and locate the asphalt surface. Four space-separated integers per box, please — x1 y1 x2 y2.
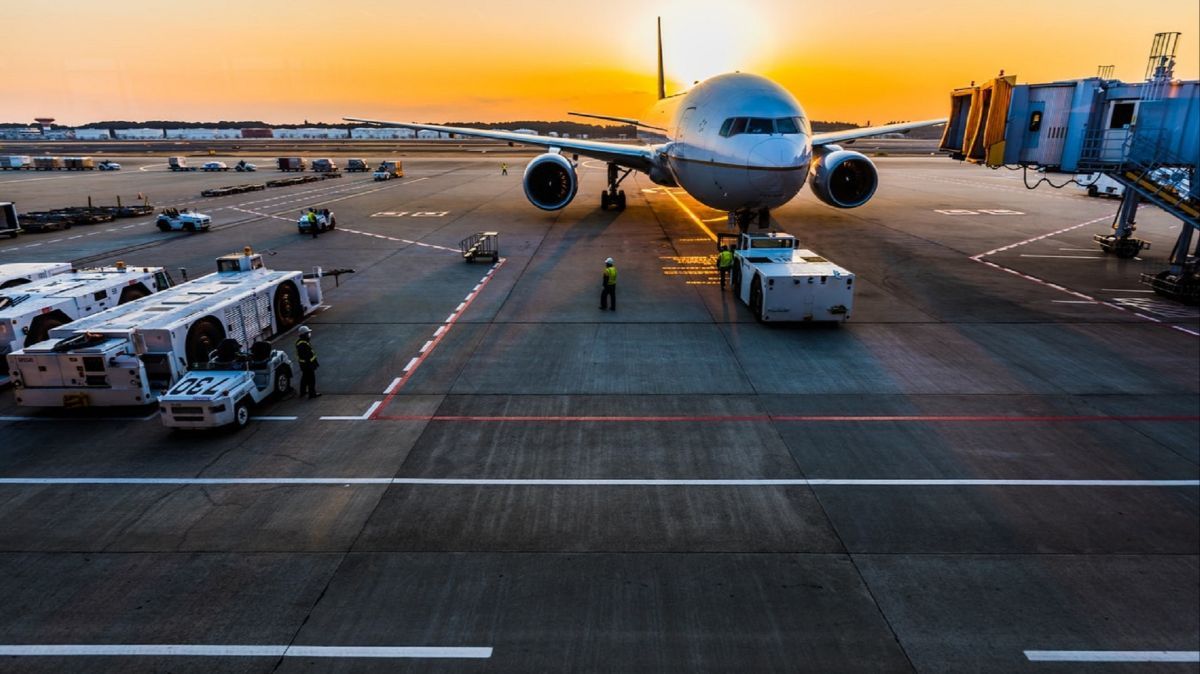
0 155 1197 673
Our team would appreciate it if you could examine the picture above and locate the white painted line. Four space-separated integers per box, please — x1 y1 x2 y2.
1025 651 1199 663
384 377 402 394
1 478 1194 487
362 401 382 418
403 357 419 372
1018 254 1104 259
1051 300 1097 304
433 326 445 337
250 416 298 421
319 400 382 421
455 302 467 312
318 416 371 421
1101 288 1155 293
446 313 457 323
0 644 492 659
419 340 433 353
1172 325 1200 336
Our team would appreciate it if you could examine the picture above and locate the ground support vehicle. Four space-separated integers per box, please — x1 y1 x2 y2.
168 157 198 172
156 208 211 232
1 202 19 238
97 160 121 171
32 157 64 171
312 158 338 173
19 207 115 232
0 263 72 288
63 157 95 170
202 161 229 172
724 231 855 323
8 249 323 407
460 232 500 262
1 156 31 170
297 209 336 234
0 265 171 380
373 160 403 180
277 157 307 172
234 160 257 172
159 340 293 429
346 159 369 172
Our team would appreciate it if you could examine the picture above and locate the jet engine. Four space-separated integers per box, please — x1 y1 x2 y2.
523 153 578 211
808 146 878 208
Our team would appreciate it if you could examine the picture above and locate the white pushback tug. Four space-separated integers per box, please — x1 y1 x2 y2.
159 337 294 430
7 248 322 407
725 231 855 322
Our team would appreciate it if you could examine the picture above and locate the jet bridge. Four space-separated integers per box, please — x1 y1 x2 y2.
939 33 1200 303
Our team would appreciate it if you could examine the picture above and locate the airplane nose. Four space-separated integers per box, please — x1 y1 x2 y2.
747 138 807 197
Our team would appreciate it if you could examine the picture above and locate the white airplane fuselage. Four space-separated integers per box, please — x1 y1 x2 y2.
640 72 813 212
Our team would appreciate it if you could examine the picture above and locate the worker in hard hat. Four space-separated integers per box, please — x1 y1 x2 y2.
295 325 320 398
501 162 508 176
600 257 617 311
716 245 734 290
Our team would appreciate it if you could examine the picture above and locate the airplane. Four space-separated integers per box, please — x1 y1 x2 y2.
347 19 944 232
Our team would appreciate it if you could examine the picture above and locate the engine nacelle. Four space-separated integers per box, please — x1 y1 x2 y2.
523 153 578 211
808 146 878 208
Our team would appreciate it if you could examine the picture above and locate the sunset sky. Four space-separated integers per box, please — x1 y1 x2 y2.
4 0 1198 126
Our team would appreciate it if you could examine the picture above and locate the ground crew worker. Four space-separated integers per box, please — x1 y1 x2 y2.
501 163 508 176
307 209 319 239
296 325 320 398
716 245 734 290
600 257 617 311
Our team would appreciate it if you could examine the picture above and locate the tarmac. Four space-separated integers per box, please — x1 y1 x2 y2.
0 154 1196 672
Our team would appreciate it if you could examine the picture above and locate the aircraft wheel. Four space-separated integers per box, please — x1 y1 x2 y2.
600 191 610 210
617 191 627 210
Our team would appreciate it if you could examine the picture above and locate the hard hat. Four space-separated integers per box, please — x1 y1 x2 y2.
605 257 614 265
298 326 312 335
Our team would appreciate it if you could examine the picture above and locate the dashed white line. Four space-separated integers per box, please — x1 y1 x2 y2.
403 357 419 372
384 377 402 394
1025 651 1199 663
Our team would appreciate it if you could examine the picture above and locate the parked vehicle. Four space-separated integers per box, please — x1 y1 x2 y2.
373 160 403 180
276 157 307 172
202 161 229 172
312 158 338 173
97 160 122 171
159 339 293 429
168 157 198 171
234 160 257 172
345 158 370 172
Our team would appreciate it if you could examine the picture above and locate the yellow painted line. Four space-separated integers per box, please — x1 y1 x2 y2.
663 188 718 242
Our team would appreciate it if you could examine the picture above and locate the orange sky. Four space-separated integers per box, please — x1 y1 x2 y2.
4 0 1198 126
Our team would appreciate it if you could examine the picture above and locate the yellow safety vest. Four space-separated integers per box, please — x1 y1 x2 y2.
717 250 734 268
604 266 617 285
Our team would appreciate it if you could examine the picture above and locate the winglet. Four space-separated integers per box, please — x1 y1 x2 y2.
656 17 666 100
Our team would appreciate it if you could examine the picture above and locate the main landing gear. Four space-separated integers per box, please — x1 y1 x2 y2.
728 208 771 233
600 163 630 211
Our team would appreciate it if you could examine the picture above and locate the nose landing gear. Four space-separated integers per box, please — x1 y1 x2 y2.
728 208 772 233
601 163 631 211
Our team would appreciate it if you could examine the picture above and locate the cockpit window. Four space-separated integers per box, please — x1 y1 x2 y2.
746 118 773 134
719 116 807 137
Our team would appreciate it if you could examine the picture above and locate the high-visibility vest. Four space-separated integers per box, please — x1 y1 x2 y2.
296 337 317 365
604 266 617 285
717 250 734 269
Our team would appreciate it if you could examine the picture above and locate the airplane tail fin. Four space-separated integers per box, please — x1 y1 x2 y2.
656 17 666 100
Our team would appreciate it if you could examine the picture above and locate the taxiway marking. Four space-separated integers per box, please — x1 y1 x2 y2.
662 188 719 242
0 645 493 660
320 400 381 421
1024 651 1199 663
1 478 1194 487
371 258 506 415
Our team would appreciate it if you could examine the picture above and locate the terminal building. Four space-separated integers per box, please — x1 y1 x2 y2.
939 32 1199 302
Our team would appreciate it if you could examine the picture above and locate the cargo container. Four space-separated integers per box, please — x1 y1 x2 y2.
168 156 198 171
63 157 95 170
1 203 19 238
345 158 370 172
0 156 31 170
276 157 307 172
32 156 63 171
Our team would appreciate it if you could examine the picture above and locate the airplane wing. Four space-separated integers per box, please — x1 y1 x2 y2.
812 119 946 146
344 117 657 171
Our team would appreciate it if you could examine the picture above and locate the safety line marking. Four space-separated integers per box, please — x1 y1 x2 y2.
1024 650 1199 663
662 188 719 242
384 377 402 394
319 400 381 421
250 416 298 421
370 258 507 415
370 414 1200 423
1 478 1194 487
0 644 493 659
340 227 459 253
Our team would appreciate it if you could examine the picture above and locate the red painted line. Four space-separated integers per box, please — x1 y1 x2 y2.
369 259 506 419
370 414 1200 423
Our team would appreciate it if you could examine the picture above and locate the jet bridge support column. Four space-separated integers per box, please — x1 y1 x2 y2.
1140 225 1199 304
1093 190 1149 259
